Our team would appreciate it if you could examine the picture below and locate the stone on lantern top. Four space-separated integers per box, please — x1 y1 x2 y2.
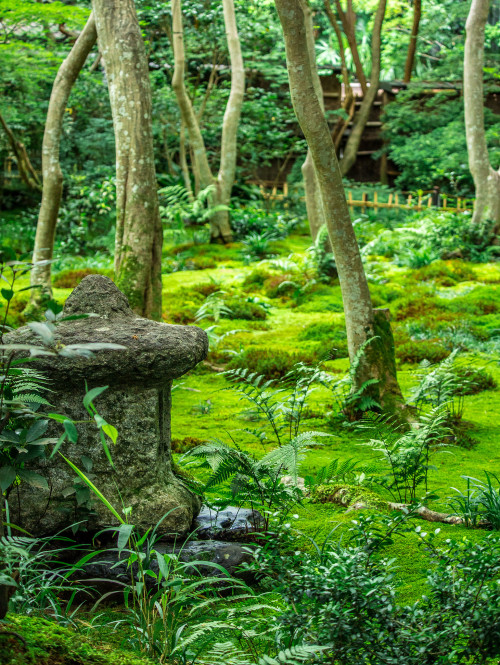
9 275 208 389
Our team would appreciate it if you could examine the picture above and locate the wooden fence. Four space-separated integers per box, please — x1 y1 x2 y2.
258 183 474 213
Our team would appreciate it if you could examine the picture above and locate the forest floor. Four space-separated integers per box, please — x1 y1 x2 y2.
3 206 500 662
27 210 499 606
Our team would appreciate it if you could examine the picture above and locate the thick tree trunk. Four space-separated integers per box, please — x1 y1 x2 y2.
29 16 97 304
403 0 421 83
464 0 500 227
275 0 404 414
0 113 41 193
171 0 243 244
93 0 163 320
340 0 386 176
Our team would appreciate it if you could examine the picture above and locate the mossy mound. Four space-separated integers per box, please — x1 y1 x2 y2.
298 322 349 359
0 615 155 665
310 484 386 510
52 268 112 289
227 346 318 380
412 260 477 286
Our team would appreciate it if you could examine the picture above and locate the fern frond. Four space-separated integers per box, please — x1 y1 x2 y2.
258 644 326 665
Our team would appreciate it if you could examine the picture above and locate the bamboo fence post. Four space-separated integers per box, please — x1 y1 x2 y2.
443 196 447 210
362 191 367 212
374 190 378 212
388 193 393 207
427 195 432 207
417 193 422 210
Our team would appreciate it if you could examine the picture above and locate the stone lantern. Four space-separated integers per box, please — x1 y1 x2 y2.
8 275 207 536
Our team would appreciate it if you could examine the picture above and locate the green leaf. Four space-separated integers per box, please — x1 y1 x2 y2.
117 523 134 552
102 423 118 444
59 454 123 524
18 469 48 490
1 289 14 301
0 466 16 491
63 420 79 443
26 419 48 443
83 386 108 410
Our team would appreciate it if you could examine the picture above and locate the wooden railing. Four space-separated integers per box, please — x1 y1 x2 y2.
257 183 474 213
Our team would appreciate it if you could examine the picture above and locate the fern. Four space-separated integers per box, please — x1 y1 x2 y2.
258 645 326 665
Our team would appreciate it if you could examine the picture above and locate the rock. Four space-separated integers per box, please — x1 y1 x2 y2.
193 506 264 541
6 276 208 537
280 475 306 492
82 540 254 585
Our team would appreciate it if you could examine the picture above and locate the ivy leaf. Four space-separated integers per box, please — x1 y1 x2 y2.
0 466 16 492
18 469 49 490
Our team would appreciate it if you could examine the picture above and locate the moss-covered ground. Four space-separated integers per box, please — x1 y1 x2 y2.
3 210 500 661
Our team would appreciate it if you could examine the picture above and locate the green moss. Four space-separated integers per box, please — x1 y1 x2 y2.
0 615 156 665
224 298 268 321
412 260 477 286
52 268 113 289
227 346 318 380
310 484 386 509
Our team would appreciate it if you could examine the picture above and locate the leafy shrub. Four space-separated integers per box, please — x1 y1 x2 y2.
251 516 500 665
227 347 317 380
231 206 298 240
171 436 207 454
381 89 500 195
241 231 277 263
298 322 349 359
241 268 273 290
396 338 450 364
52 268 109 289
224 297 268 321
452 366 497 395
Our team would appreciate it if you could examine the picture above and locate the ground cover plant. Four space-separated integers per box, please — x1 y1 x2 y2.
1 0 500 662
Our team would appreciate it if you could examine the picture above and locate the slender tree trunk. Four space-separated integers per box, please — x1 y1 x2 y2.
334 0 367 94
275 0 404 414
464 0 500 227
324 0 355 150
29 16 96 304
93 0 163 320
300 2 331 249
212 0 245 242
0 113 41 192
339 0 386 176
179 120 194 202
403 0 422 83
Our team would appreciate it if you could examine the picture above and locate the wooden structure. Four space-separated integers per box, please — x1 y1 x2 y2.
258 183 475 214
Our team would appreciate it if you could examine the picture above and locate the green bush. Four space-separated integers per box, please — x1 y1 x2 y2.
452 366 498 395
224 298 268 321
395 329 450 364
298 322 349 359
227 346 317 380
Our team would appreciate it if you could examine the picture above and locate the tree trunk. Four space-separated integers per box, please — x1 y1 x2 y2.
93 0 163 320
275 0 404 414
213 0 245 243
334 0 367 94
0 113 41 192
464 0 500 227
29 15 97 305
324 0 355 151
340 0 386 176
171 0 244 244
403 0 422 83
302 150 325 241
301 1 327 244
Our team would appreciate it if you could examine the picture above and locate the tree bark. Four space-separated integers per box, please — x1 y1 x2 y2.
0 113 41 192
301 1 327 243
213 0 245 242
403 0 421 83
93 0 163 320
464 0 500 227
334 0 367 94
275 0 404 414
171 0 244 243
29 15 97 305
339 0 386 176
324 0 355 151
